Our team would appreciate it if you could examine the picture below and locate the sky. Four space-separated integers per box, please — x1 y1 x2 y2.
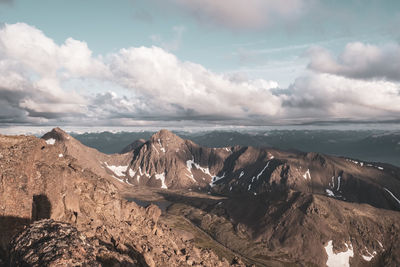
0 0 400 127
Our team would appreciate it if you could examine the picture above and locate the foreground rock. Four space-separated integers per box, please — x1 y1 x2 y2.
0 133 239 266
10 219 104 266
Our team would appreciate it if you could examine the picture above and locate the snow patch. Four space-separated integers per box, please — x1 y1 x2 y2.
361 248 377 262
324 240 354 267
384 188 400 205
329 176 335 189
256 161 270 180
129 168 135 177
157 138 166 153
186 157 211 183
337 176 341 191
155 173 168 189
248 184 251 191
210 172 226 187
112 175 125 183
105 162 128 177
45 138 56 145
138 167 151 178
303 169 311 180
326 189 335 197
239 171 245 178
58 154 63 158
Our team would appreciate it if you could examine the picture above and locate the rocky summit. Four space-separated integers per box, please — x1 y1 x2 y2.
0 128 400 266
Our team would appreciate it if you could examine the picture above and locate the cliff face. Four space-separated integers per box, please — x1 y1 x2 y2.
0 132 238 266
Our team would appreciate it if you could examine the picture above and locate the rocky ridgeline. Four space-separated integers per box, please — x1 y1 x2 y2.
0 133 244 266
119 129 400 212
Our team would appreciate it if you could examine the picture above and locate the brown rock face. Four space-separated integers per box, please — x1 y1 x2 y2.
0 132 236 266
9 219 101 266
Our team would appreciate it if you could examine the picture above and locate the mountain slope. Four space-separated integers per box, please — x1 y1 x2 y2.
118 129 400 212
0 131 236 266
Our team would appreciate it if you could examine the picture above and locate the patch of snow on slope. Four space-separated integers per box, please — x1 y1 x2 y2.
384 188 400 205
125 179 134 186
303 169 311 180
157 138 166 153
58 154 63 158
248 184 251 191
210 172 226 187
256 162 270 180
45 138 56 145
239 171 244 178
325 240 354 267
155 173 168 189
337 176 341 191
138 167 151 178
361 248 377 261
326 189 335 197
186 158 211 183
129 168 135 177
112 175 124 183
105 163 128 177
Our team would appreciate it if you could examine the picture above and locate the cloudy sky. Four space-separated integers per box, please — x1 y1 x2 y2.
0 0 400 127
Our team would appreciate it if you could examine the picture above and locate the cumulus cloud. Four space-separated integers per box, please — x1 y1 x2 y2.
283 73 400 121
0 23 282 125
1 22 399 126
166 0 312 30
0 23 105 122
109 46 281 120
308 42 400 81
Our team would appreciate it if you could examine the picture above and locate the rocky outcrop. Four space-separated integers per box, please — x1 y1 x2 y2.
9 219 106 266
0 132 239 266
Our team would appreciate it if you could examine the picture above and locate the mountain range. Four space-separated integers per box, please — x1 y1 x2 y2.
1 128 400 266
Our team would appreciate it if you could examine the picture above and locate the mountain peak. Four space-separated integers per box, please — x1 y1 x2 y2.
151 129 182 142
41 127 72 142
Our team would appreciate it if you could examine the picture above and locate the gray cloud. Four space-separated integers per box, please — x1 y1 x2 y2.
1 23 400 127
308 43 400 81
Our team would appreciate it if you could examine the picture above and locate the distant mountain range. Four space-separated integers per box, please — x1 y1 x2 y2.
71 129 400 167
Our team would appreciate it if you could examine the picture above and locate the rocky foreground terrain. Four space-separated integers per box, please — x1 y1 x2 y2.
1 128 400 266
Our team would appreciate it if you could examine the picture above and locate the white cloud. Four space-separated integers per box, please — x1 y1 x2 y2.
168 0 313 29
308 42 400 81
0 22 399 126
109 46 281 120
0 23 107 121
283 73 400 120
